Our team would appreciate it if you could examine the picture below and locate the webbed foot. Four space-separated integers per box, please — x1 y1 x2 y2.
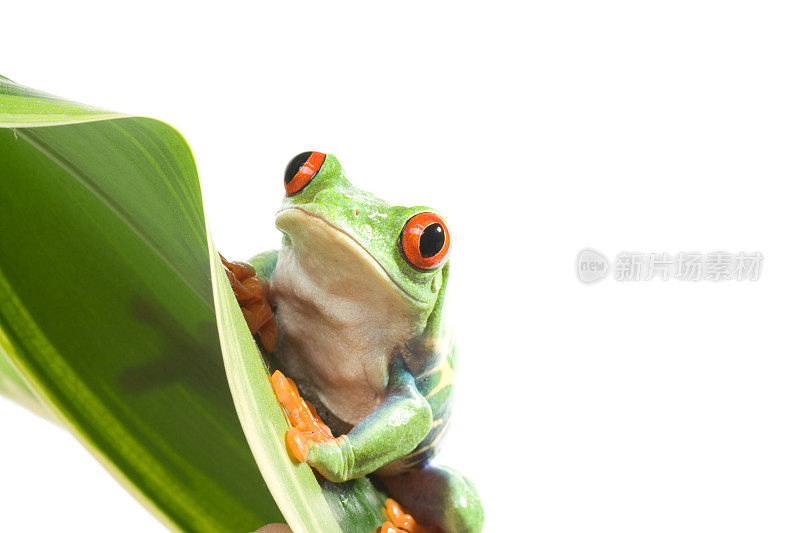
380 465 484 533
270 370 351 480
220 254 277 351
380 498 434 533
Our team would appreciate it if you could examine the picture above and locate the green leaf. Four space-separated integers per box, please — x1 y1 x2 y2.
0 77 385 532
0 76 126 127
207 239 343 533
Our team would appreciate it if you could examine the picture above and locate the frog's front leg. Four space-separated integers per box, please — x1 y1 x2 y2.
273 355 433 482
220 254 278 351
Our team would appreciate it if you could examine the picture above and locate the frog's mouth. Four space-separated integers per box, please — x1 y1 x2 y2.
275 207 425 304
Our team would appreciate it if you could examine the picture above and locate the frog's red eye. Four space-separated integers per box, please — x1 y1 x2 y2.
399 212 450 271
284 151 326 196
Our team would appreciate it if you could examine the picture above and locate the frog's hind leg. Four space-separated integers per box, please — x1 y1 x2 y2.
378 465 484 533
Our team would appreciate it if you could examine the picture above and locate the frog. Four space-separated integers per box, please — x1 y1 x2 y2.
223 152 484 533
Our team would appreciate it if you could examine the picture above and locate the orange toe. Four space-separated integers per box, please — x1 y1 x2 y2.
286 427 310 462
381 498 432 533
259 318 278 352
270 371 294 405
220 253 277 340
220 254 256 281
270 370 339 464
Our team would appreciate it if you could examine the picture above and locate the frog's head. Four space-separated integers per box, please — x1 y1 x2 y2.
275 152 450 319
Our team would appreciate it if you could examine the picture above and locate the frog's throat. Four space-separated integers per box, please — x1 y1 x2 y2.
275 207 425 304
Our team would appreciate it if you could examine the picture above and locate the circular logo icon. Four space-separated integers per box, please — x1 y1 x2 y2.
576 248 609 284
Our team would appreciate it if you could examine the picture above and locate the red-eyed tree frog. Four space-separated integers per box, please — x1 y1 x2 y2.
223 152 483 533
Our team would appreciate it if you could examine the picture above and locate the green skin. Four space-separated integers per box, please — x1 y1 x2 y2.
247 154 483 533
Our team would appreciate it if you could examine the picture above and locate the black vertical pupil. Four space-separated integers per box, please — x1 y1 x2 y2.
419 223 445 258
285 151 313 184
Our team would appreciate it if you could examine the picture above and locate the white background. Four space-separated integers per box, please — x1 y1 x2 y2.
2 1 800 532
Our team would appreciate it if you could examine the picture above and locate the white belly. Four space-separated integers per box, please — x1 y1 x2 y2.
269 209 419 425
